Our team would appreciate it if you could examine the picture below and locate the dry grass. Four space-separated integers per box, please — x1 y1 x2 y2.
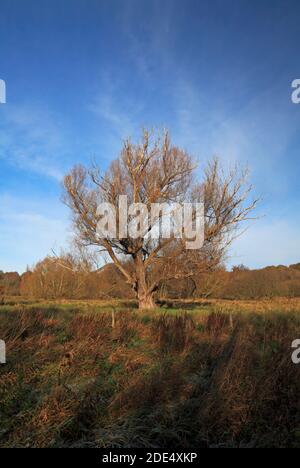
1 299 300 447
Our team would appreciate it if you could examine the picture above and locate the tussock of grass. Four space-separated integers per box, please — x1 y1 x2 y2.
1 300 300 447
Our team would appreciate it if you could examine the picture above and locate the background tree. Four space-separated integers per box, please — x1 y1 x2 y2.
0 271 21 298
0 287 4 304
63 129 258 309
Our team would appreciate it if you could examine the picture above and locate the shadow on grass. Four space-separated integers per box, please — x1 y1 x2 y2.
1 307 300 448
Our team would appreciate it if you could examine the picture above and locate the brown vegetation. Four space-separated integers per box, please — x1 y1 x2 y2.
1 301 300 448
3 262 300 302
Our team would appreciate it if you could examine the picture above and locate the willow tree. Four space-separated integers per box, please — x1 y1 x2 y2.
63 129 258 309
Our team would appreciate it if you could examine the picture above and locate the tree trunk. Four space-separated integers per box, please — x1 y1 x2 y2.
138 291 155 309
134 254 156 310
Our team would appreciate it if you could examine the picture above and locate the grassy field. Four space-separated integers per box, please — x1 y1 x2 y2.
1 297 300 448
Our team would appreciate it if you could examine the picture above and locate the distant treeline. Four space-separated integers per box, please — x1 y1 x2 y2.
217 263 300 299
2 261 300 301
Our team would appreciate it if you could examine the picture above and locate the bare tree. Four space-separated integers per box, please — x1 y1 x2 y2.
62 129 258 309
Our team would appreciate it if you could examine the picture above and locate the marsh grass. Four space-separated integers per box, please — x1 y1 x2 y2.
1 298 300 447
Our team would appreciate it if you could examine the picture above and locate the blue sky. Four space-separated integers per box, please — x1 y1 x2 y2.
1 0 300 272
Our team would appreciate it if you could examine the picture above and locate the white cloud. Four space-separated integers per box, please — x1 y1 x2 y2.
0 194 69 273
0 103 69 180
119 0 175 82
90 83 136 141
229 218 300 269
171 75 298 193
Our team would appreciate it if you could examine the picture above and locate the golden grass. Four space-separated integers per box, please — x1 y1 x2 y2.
1 298 300 447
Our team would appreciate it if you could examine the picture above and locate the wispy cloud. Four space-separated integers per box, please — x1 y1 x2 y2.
0 103 70 180
88 72 148 163
169 70 300 200
0 194 69 272
118 0 175 82
229 217 300 269
89 74 138 141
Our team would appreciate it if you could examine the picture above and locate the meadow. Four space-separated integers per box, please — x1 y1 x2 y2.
1 297 300 448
